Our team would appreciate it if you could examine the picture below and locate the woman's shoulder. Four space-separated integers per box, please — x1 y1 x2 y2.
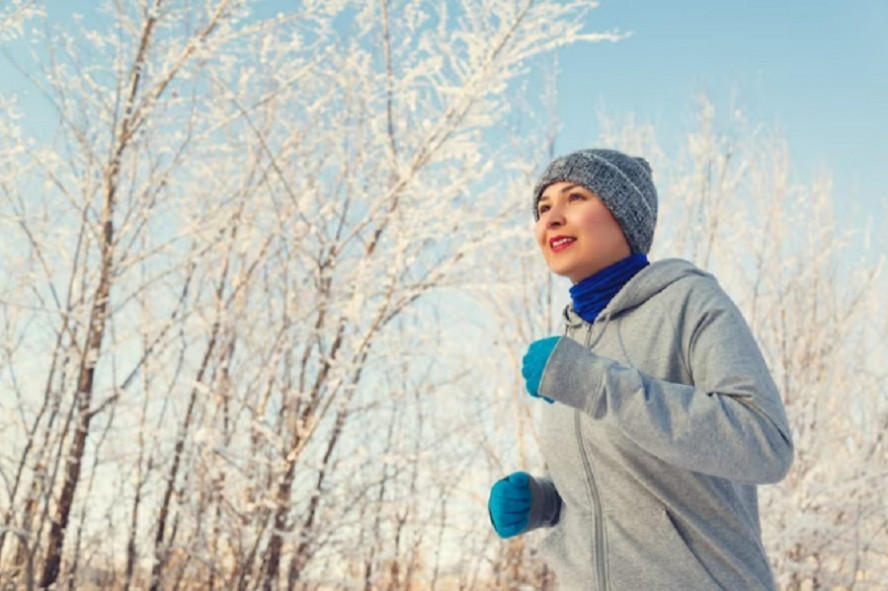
642 258 735 310
638 258 716 295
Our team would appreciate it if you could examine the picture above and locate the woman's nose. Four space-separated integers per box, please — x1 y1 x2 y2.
546 207 565 228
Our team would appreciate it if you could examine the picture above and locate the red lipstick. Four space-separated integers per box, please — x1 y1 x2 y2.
549 235 576 253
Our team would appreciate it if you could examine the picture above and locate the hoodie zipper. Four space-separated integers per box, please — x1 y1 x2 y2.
575 409 607 590
577 322 608 590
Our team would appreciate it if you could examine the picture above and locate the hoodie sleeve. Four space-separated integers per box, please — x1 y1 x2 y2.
537 277 794 484
526 476 562 531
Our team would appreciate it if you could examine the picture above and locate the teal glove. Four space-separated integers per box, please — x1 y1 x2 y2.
488 472 533 538
521 336 559 403
488 471 562 538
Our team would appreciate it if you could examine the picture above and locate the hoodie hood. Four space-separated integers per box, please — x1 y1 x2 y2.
564 258 711 328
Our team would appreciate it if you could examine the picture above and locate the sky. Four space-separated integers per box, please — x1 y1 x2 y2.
550 0 888 231
2 0 885 232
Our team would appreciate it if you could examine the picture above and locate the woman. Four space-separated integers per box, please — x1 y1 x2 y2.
487 149 793 590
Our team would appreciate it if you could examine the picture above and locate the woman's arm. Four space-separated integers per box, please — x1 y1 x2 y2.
538 279 794 484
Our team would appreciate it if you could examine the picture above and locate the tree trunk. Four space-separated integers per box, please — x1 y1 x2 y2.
40 213 114 588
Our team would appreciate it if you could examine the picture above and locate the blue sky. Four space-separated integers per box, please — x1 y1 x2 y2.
4 0 885 231
552 0 887 229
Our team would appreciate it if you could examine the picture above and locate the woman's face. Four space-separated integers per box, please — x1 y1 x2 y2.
535 182 631 284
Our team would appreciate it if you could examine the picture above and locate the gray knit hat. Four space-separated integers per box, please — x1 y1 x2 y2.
532 149 658 254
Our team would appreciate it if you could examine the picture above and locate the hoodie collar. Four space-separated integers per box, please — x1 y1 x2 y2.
564 258 710 328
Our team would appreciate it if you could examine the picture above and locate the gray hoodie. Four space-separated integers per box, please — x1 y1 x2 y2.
529 259 793 590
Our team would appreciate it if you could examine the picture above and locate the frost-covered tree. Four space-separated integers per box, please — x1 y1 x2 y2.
7 1 880 589
0 1 622 589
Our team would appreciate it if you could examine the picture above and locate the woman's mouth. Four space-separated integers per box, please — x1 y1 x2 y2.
549 236 576 253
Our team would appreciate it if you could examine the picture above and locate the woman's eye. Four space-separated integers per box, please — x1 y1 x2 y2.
569 192 585 201
538 205 549 214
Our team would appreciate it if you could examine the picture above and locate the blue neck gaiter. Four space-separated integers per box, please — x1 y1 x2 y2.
569 253 649 323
